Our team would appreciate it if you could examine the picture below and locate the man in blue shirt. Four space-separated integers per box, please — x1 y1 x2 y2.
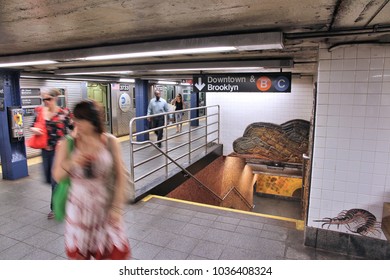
147 90 169 147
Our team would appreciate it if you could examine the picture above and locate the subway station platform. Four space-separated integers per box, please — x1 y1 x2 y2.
0 136 363 260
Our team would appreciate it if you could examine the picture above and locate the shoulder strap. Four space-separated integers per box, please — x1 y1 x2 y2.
105 133 114 153
65 135 74 156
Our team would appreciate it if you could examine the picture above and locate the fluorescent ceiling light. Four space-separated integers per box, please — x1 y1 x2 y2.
235 44 283 51
120 78 135 83
0 60 58 67
84 47 236 61
156 67 264 72
61 70 132 75
157 81 178 85
64 77 114 82
180 83 191 86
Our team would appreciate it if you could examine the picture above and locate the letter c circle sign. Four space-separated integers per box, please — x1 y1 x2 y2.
119 93 131 112
274 76 290 92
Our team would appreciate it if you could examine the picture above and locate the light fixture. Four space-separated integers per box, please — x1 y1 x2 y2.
0 60 58 67
61 70 132 75
20 72 119 82
157 81 178 85
120 78 135 83
156 67 264 72
84 47 236 61
64 77 115 82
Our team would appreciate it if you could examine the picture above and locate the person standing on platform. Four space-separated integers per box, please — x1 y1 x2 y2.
52 100 130 260
171 93 185 133
29 88 73 219
147 89 169 148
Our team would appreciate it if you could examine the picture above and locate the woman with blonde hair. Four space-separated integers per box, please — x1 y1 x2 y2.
30 88 73 219
52 100 130 260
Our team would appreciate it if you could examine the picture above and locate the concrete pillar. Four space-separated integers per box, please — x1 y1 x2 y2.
0 70 28 179
190 92 199 127
134 79 150 141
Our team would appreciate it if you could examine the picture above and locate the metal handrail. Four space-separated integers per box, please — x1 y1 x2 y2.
132 140 213 193
129 105 220 195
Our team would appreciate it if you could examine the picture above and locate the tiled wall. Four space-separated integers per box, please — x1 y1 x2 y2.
206 76 313 155
309 44 390 238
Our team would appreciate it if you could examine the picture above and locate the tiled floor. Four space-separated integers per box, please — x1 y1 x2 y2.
0 148 363 260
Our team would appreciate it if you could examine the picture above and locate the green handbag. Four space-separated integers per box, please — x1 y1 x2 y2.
53 135 74 221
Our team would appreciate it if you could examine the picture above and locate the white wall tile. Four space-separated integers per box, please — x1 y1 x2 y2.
385 58 390 68
356 58 370 70
343 59 357 70
371 46 386 58
328 93 341 104
366 94 381 105
360 161 374 173
341 82 355 93
368 82 382 94
373 174 386 185
342 71 356 82
331 48 344 59
363 128 378 138
318 71 330 82
318 60 331 71
353 95 367 105
370 58 385 70
376 140 390 152
330 71 343 82
385 47 390 57
365 106 379 117
369 70 384 82
355 70 369 82
383 70 390 82
381 82 390 94
373 162 387 174
331 60 343 71
354 83 368 94
357 46 371 58
344 46 357 58
326 116 339 127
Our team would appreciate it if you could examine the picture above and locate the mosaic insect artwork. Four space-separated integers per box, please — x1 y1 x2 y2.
314 208 382 237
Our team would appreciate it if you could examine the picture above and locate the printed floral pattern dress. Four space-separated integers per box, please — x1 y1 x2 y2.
65 145 130 260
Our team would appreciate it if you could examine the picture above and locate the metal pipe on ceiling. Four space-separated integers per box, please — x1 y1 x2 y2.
284 25 390 40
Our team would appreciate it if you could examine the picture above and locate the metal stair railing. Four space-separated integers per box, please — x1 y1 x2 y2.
131 140 222 200
129 105 220 195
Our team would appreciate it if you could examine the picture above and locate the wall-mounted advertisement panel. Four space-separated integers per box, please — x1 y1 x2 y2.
193 73 291 93
21 88 41 116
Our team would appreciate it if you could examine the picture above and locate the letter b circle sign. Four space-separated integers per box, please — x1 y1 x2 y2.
256 76 272 91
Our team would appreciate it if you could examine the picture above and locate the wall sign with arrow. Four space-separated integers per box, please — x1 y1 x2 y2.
193 73 291 93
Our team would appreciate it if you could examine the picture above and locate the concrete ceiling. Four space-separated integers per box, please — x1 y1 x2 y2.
0 0 389 82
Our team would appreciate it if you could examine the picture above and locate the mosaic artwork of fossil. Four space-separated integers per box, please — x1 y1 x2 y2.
314 208 382 237
232 119 310 164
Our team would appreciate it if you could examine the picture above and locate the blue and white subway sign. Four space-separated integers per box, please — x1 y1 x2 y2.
193 73 291 93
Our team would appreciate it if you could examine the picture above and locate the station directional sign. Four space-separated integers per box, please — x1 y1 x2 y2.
193 73 291 93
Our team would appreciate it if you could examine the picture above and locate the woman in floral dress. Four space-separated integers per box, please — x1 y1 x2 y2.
53 100 130 260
